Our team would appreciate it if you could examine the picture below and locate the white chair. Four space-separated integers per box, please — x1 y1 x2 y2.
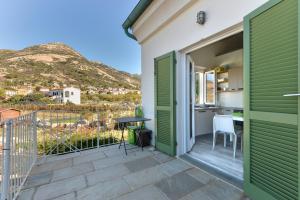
212 115 242 158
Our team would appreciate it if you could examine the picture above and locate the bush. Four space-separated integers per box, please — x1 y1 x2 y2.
38 130 123 155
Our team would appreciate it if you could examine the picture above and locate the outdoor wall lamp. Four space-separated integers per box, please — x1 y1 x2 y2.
197 11 206 25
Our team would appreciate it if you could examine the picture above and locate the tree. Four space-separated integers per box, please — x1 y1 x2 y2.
35 86 41 92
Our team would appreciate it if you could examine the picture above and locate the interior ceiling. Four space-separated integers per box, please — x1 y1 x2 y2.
190 32 243 70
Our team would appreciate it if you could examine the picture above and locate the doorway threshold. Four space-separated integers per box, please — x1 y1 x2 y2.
180 153 243 189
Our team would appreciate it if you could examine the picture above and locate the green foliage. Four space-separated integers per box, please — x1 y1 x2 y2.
38 133 119 155
4 103 136 113
0 88 5 100
5 92 54 105
5 95 24 104
81 92 141 104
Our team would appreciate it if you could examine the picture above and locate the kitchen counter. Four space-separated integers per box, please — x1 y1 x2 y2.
194 106 243 111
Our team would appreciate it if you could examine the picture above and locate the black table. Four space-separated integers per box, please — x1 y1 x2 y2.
114 117 151 155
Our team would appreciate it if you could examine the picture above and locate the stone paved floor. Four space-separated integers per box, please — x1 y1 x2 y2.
18 145 246 200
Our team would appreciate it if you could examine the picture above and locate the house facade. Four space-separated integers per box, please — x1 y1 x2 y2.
49 87 81 104
4 90 17 98
124 0 299 200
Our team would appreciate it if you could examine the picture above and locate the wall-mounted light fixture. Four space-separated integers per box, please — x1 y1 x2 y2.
197 11 206 25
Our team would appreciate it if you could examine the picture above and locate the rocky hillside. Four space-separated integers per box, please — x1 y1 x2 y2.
0 43 140 92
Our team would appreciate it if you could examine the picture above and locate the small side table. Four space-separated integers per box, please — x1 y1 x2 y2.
114 117 151 155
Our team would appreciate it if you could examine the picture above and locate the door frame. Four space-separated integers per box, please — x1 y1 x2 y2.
186 55 196 152
178 23 243 155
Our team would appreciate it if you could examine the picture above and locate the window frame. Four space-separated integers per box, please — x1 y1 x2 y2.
204 70 216 105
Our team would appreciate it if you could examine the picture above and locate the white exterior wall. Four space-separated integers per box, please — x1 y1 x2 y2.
132 0 268 155
63 87 81 105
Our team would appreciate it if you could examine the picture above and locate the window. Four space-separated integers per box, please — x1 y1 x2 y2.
204 70 216 105
65 91 70 97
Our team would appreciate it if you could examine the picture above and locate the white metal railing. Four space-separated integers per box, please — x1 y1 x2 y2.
37 110 125 157
0 112 37 200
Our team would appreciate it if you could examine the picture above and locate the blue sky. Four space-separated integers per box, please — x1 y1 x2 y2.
0 0 141 74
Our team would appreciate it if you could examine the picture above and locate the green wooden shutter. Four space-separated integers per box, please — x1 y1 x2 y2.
154 51 176 156
244 0 299 200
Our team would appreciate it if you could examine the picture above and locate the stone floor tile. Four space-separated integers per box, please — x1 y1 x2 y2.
73 151 106 165
93 155 126 170
77 178 131 200
80 148 103 155
19 148 245 200
160 159 193 176
201 180 243 200
34 175 86 200
124 156 160 173
51 192 76 200
123 165 168 190
40 152 80 164
23 171 52 189
155 172 204 200
86 164 130 186
123 150 153 161
185 168 216 185
113 185 169 200
18 188 35 200
152 152 174 163
52 162 94 182
103 147 126 157
179 188 213 200
30 158 72 175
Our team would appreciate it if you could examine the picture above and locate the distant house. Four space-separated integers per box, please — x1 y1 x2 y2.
49 87 81 104
0 108 20 122
39 88 50 94
5 90 17 98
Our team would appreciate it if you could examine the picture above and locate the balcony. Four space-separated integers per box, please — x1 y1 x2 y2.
1 111 245 200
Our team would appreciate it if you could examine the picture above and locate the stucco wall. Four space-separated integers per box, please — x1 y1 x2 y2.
134 0 268 154
63 88 81 105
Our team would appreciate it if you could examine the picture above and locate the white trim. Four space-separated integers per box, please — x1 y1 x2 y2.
186 56 196 152
132 0 165 31
177 51 187 155
204 70 216 105
133 0 198 44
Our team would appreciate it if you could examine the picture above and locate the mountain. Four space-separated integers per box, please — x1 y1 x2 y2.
0 43 140 92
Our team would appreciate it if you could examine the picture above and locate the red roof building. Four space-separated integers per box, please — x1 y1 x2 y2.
0 108 21 122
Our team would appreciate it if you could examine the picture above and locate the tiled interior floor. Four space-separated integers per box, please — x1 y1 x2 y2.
190 134 243 180
18 145 246 200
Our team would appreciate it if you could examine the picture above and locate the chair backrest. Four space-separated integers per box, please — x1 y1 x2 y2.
213 114 235 134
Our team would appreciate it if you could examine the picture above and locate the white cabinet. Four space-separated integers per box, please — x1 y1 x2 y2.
194 109 215 136
228 67 243 90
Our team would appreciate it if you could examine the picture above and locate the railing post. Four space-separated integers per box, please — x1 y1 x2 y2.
32 112 37 162
1 120 12 200
97 112 100 148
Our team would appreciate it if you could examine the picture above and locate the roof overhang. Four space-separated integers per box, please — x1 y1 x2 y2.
122 0 153 40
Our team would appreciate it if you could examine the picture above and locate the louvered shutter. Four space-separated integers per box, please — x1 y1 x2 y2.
154 51 176 156
244 0 299 200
